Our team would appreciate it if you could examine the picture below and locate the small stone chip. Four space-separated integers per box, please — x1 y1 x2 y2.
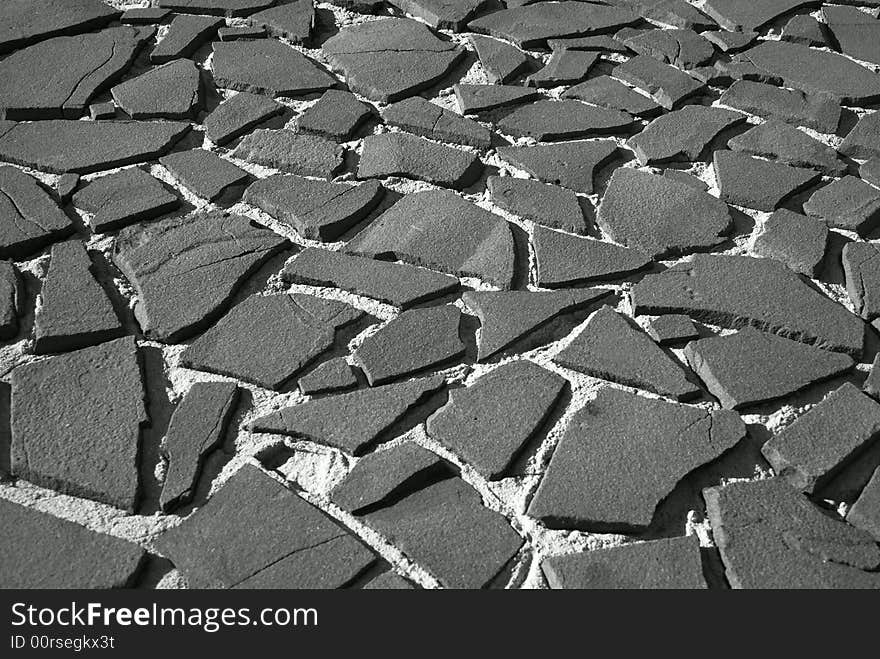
620 28 714 70
684 328 854 410
11 337 146 511
844 242 880 321
0 165 73 258
151 14 221 64
728 120 845 176
297 90 372 143
803 176 880 236
525 49 598 88
212 40 335 97
497 100 635 141
702 30 756 53
627 105 745 165
181 293 364 390
122 7 172 24
613 55 706 109
762 383 880 494
781 14 827 47
454 84 540 114
645 315 699 346
217 26 265 41
160 381 239 511
381 97 490 148
357 133 483 189
752 209 827 277
528 387 744 531
0 260 20 340
56 173 80 205
554 305 700 400
156 465 376 588
354 306 465 386
0 499 144 589
89 102 116 120
848 466 880 541
487 176 587 234
283 248 458 309
244 0 315 43
346 189 516 288
427 361 566 478
719 80 840 134
249 376 446 455
840 111 880 160
496 139 619 195
714 150 820 212
73 167 179 233
299 358 358 396
631 254 866 357
542 536 706 589
204 92 284 147
563 75 662 118
468 34 532 84
387 0 489 31
34 241 124 354
233 129 344 179
111 59 202 120
598 167 732 258
160 149 249 204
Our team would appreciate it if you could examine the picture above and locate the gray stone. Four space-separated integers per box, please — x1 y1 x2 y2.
89 102 116 120
297 90 372 143
364 572 415 589
299 358 358 396
608 0 716 31
843 242 880 321
358 133 482 189
840 111 880 160
56 173 80 205
0 0 119 54
620 28 714 69
381 97 491 148
468 34 532 84
728 120 845 176
73 167 179 233
702 0 820 32
112 59 201 120
752 209 827 277
454 84 540 114
702 29 756 53
244 0 315 43
563 75 662 118
497 100 635 141
496 139 619 194
212 40 335 96
781 14 827 47
848 466 880 541
627 106 746 165
547 35 630 53
156 0 276 15
528 387 744 531
150 14 221 64
823 5 880 66
714 150 820 212
217 26 265 40
122 7 172 24
204 92 284 146
719 80 841 134
860 158 880 189
487 176 586 234
0 165 73 258
232 129 344 179
613 55 706 109
525 50 599 88
0 261 20 340
662 168 708 190
160 149 249 204
387 0 490 31
864 354 880 400
645 314 698 346
803 176 880 236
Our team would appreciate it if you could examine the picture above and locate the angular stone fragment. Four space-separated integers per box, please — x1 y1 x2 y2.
299 358 358 396
627 106 745 165
156 465 376 588
848 467 880 541
534 225 650 287
0 119 190 175
218 26 265 40
73 167 179 233
182 293 363 389
112 59 201 121
840 112 880 160
56 173 80 205
114 211 288 343
496 139 618 195
702 0 819 32
330 442 448 513
428 361 566 478
0 165 73 258
11 337 146 511
526 50 598 88
387 0 489 31
728 120 845 176
613 55 706 109
714 150 820 212
781 14 827 47
284 249 458 309
719 80 840 134
382 97 490 148
151 14 221 64
563 76 662 118
205 92 284 147
0 261 20 340
645 314 698 346
0 499 144 589
598 168 731 258
662 168 708 190
161 149 249 204
0 0 120 54
547 35 629 52
297 90 372 143
469 34 532 84
554 306 700 400
630 254 866 357
488 176 586 234
346 190 515 288
843 242 880 321
753 209 827 277
497 100 635 141
609 0 716 30
323 19 465 103
122 7 172 24
862 158 880 189
354 306 464 386
244 0 315 43
468 2 639 49
357 133 482 189
245 175 382 241
364 572 415 589
529 387 744 531
0 26 152 120
542 536 706 589
804 176 880 236
91 102 116 119
704 477 880 588
620 28 714 69
685 328 854 410
454 84 540 114
34 241 123 354
823 5 880 66
365 477 523 588
160 382 239 511
212 40 335 97
157 0 276 15
233 130 344 179
702 29 755 53
865 354 880 400
464 288 612 361
735 41 880 106
250 376 446 454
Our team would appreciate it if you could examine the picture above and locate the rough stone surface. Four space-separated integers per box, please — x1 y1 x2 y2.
156 0 276 16
469 34 532 83
611 0 716 31
803 176 880 236
160 149 249 204
10 337 146 511
823 5 880 67
526 49 599 88
752 209 827 277
719 80 841 134
358 133 482 190
613 55 706 109
0 165 73 258
0 260 20 340
563 75 662 118
645 314 698 346
781 14 827 47
627 106 745 165
382 97 491 148
388 0 489 32
233 129 344 179
496 139 618 194
204 92 284 147
299 358 358 396
488 176 586 234
702 0 821 32
113 211 288 343
714 150 820 212
528 387 745 531
244 1 315 43
728 120 845 176
150 14 221 64
212 40 336 96
630 254 866 357
620 28 714 70
844 242 880 322
455 84 540 114
0 0 120 54
73 167 180 233
840 111 880 160
297 90 372 143
498 100 635 142
112 59 201 120
848 466 880 541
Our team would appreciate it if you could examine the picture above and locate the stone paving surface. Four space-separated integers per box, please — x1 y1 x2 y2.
3 0 880 590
